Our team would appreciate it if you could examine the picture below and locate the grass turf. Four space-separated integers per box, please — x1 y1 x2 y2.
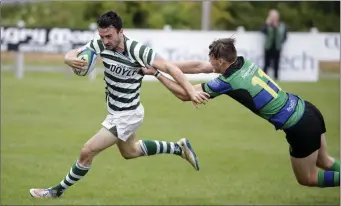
1 71 340 205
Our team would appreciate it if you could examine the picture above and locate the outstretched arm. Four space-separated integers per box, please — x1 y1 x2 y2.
142 66 208 102
171 60 214 74
152 56 208 106
128 40 209 106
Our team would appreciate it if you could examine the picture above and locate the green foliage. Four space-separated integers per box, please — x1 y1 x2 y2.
1 1 339 32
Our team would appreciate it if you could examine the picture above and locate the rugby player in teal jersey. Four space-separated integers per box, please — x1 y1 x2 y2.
142 38 340 188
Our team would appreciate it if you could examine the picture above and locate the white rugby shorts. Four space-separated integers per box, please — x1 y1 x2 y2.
101 104 144 141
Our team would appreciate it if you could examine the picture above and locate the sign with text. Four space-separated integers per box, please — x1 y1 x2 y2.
1 26 339 81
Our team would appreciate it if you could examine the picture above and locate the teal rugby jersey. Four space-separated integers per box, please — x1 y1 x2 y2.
202 56 305 130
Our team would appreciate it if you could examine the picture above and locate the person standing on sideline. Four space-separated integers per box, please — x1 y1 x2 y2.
261 9 287 80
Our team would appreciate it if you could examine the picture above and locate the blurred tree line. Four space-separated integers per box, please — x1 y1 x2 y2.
2 1 340 32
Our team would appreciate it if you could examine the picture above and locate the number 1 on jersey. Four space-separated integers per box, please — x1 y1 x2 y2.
252 69 281 98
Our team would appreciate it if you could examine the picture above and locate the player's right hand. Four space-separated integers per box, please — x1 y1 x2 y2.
64 57 88 70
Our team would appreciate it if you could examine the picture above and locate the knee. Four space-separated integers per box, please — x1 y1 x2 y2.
79 145 96 163
296 175 318 187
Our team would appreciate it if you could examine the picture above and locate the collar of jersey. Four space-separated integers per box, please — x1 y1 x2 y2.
223 56 244 77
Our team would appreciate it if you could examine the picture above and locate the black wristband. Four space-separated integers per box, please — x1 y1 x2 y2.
154 70 161 78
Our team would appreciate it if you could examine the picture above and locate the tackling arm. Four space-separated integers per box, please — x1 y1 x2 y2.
143 66 206 101
152 56 206 105
171 60 214 74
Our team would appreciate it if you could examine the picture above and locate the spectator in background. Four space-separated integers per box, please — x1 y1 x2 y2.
261 9 287 80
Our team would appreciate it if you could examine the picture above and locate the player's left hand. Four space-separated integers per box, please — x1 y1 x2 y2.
190 91 210 108
141 66 157 75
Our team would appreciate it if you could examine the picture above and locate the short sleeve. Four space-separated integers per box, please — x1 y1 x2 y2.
201 76 232 99
126 40 156 67
79 38 104 55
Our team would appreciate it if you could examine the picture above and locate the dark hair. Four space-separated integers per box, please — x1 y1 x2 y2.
97 11 123 31
208 38 237 63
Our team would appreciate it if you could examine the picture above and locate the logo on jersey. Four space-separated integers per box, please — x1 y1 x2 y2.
107 64 139 77
241 63 258 78
286 98 297 112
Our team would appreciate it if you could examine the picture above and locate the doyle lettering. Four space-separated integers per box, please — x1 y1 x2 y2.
108 64 138 77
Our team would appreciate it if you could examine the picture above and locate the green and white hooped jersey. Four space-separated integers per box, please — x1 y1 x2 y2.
84 35 156 113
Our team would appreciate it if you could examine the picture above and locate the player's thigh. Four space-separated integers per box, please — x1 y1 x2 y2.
117 132 137 153
117 132 141 157
290 150 319 185
304 102 331 168
317 133 334 169
84 127 118 154
113 105 144 156
284 101 324 183
317 133 327 157
284 101 322 159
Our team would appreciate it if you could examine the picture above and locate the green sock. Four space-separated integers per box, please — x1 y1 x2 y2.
139 140 182 156
51 160 90 194
327 159 340 172
317 170 340 187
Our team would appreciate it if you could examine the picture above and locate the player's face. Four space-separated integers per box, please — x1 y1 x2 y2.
209 55 225 73
98 27 123 50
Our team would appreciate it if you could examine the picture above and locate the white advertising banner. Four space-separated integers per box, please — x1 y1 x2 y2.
313 32 340 61
125 30 321 82
1 26 339 81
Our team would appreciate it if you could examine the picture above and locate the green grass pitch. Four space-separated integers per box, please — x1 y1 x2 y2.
1 71 340 205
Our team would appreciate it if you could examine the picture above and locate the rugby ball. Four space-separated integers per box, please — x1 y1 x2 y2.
73 48 98 76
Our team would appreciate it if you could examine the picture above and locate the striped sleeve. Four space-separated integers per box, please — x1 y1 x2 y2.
201 82 220 99
81 38 105 55
126 40 156 67
201 76 232 99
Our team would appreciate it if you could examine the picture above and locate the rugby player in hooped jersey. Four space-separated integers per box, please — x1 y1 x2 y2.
29 10 208 198
142 37 340 188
